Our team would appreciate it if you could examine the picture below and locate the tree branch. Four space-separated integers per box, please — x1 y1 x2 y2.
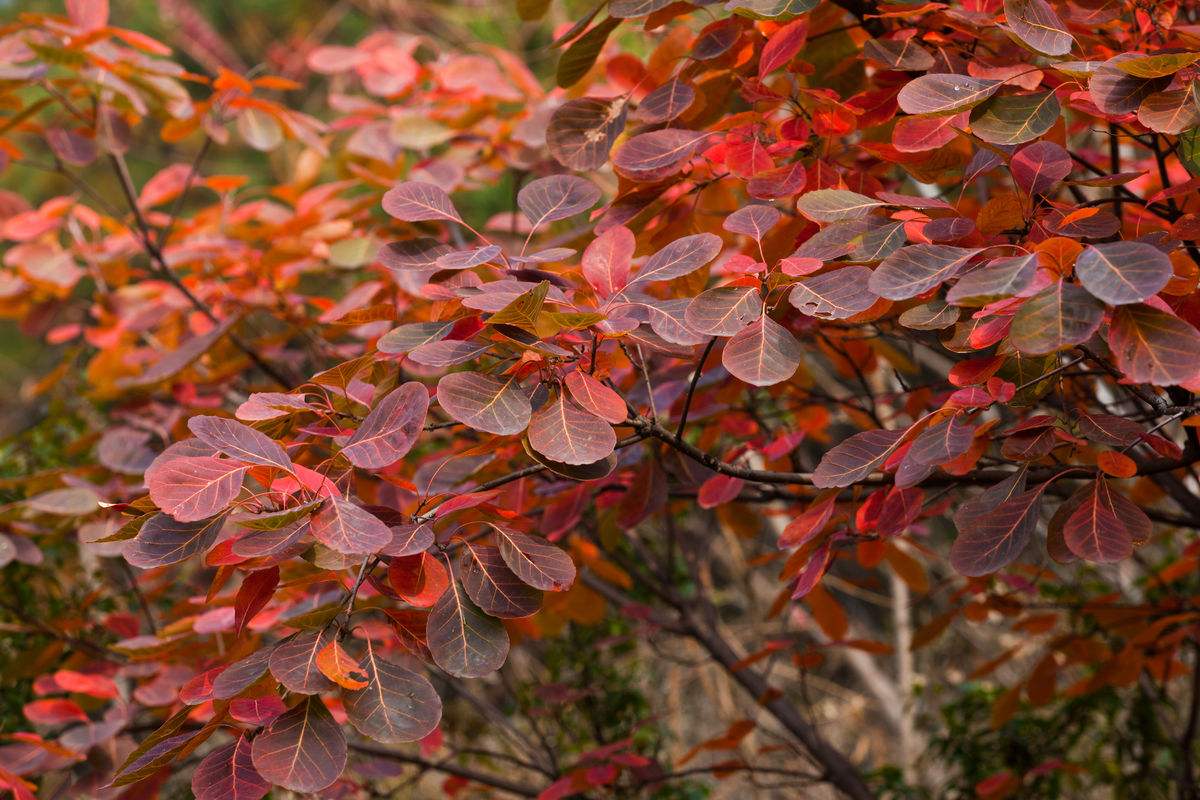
107 153 296 389
349 743 543 798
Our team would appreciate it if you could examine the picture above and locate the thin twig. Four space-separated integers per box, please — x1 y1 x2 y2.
676 337 717 440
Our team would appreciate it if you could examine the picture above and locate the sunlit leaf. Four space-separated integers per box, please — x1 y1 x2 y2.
1137 88 1200 134
631 233 723 285
612 128 709 173
862 38 934 71
316 640 368 690
723 205 782 241
893 111 969 153
686 286 762 336
528 393 616 465
759 16 807 76
389 551 450 607
564 371 627 424
1115 52 1200 79
795 189 884 223
897 75 1002 115
1011 141 1072 194
970 92 1060 145
946 254 1038 306
726 0 817 18
188 416 292 472
310 498 392 555
721 316 801 386
146 456 246 522
437 245 502 270
1004 0 1073 55
236 109 283 152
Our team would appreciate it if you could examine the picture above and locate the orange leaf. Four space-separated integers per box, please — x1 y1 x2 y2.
1058 206 1099 227
316 640 368 690
253 75 303 91
214 67 254 94
204 175 250 193
1035 237 1083 276
1097 450 1137 478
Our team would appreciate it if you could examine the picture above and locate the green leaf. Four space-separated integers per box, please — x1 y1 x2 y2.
516 0 552 20
1180 126 1200 177
489 281 550 335
970 92 1060 145
557 17 620 88
725 0 818 19
1115 52 1200 79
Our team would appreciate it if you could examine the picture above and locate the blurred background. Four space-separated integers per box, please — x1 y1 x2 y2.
0 0 559 436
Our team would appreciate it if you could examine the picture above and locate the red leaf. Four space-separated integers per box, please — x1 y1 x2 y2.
146 456 247 523
188 416 293 471
53 669 118 698
344 639 441 742
528 393 616 465
310 498 392 555
23 698 88 726
698 474 745 508
66 0 109 31
234 567 279 635
581 224 634 298
780 494 836 548
759 18 807 77
427 577 509 678
1063 480 1147 562
389 551 450 607
564 371 627 424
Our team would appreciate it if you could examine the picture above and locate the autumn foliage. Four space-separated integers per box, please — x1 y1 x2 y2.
5 0 1200 797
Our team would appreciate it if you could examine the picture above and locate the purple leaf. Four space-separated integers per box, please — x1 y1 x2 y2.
382 181 463 223
436 372 532 435
341 382 429 469
250 696 346 793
